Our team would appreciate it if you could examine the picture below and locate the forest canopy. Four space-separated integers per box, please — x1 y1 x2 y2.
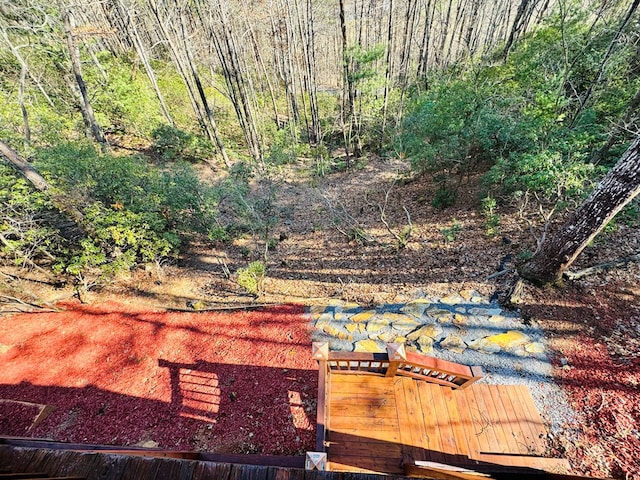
0 0 639 289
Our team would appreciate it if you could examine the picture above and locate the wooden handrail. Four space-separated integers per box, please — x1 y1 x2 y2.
312 342 483 390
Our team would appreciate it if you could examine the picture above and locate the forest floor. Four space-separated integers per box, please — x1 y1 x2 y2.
1 156 639 479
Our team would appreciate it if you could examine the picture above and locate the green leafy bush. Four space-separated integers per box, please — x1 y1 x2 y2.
23 142 247 283
151 125 215 163
484 150 598 202
398 79 521 179
236 260 266 295
86 53 165 137
440 220 462 243
0 165 64 267
432 184 457 209
481 196 500 237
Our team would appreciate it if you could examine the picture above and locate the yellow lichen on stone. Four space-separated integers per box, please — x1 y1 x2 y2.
407 323 443 341
350 310 376 323
453 313 467 325
485 331 530 349
354 339 383 353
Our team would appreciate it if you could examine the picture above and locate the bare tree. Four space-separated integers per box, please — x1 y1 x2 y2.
59 1 108 152
110 0 174 126
148 0 229 166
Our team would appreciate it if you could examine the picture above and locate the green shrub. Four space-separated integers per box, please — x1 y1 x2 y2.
26 142 250 282
440 220 462 243
518 249 534 262
236 260 266 295
0 165 63 267
86 53 165 137
481 196 500 237
398 79 521 180
151 125 215 163
484 150 598 202
432 185 457 209
53 203 179 281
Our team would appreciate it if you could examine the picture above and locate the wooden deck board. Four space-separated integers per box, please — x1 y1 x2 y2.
442 386 470 458
462 384 499 456
428 383 459 457
495 384 540 455
416 381 446 463
514 385 548 454
394 377 429 463
325 372 570 476
478 384 516 458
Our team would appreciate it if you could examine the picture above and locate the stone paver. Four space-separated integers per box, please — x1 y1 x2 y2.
308 290 547 360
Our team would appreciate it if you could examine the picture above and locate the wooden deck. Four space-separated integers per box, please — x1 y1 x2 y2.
313 343 573 477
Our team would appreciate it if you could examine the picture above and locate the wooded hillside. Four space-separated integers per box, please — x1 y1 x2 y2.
1 0 638 289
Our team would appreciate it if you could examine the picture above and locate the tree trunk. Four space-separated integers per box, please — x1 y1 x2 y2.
19 64 31 147
502 0 532 60
339 0 357 158
416 0 433 82
60 4 108 152
0 140 48 191
381 0 394 133
520 136 640 285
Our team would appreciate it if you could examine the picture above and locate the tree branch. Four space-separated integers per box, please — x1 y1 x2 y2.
564 253 640 281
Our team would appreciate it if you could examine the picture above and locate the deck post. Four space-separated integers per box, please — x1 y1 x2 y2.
312 342 329 362
305 452 327 470
385 343 406 377
312 342 330 452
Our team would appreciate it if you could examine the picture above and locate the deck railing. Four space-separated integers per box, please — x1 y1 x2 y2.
312 342 483 453
312 342 483 389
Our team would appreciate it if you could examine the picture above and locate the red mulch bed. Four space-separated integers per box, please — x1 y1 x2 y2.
0 401 41 435
524 285 640 480
0 301 317 455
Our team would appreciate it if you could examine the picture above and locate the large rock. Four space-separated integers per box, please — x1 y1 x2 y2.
345 323 358 334
441 293 465 305
401 303 427 318
525 342 545 354
459 289 477 301
350 310 376 323
484 331 530 351
469 307 502 316
426 307 451 317
440 334 467 353
366 315 391 333
322 323 352 341
453 313 468 325
468 338 502 354
392 316 422 333
407 323 443 342
417 336 434 354
315 312 334 331
354 339 383 353
378 331 398 343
